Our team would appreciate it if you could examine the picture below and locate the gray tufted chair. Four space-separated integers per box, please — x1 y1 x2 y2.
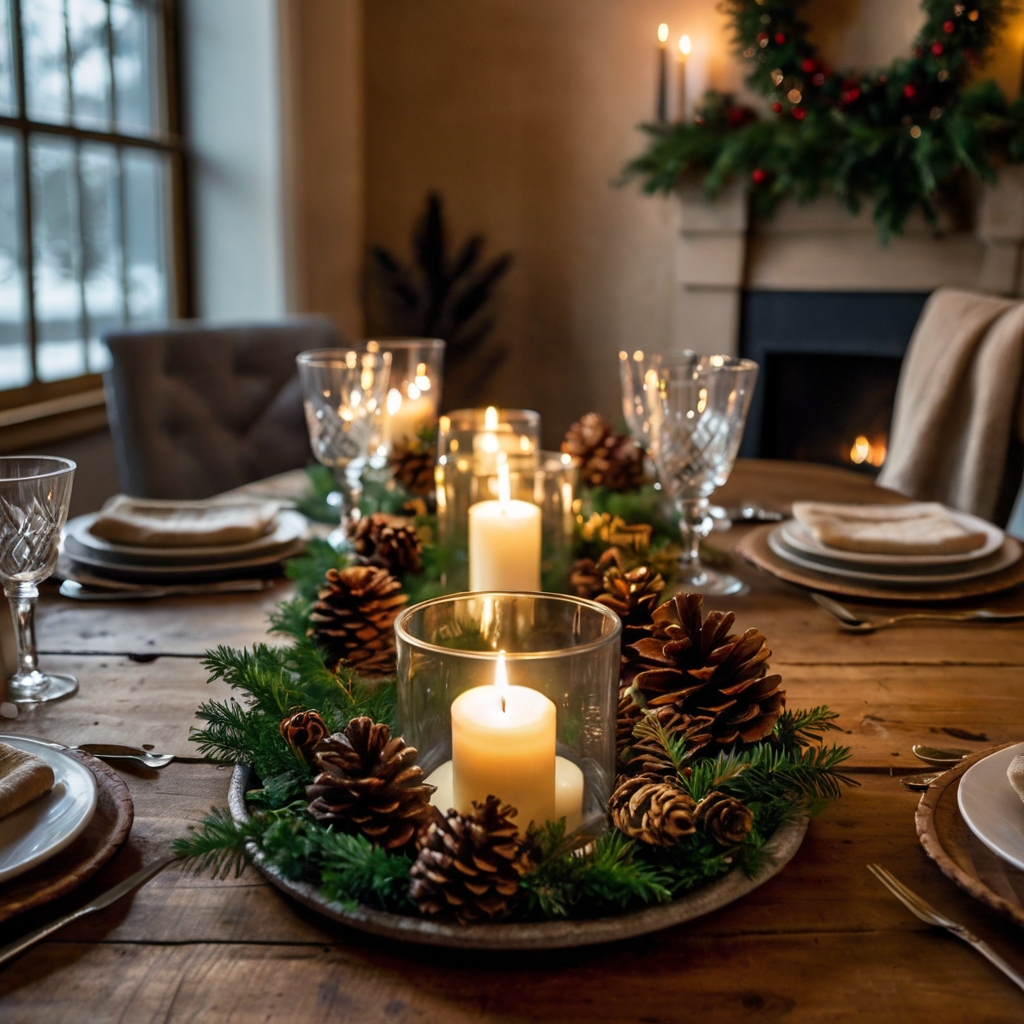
103 318 343 499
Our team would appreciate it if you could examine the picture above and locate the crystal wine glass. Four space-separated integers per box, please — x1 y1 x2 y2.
0 456 78 703
643 354 758 595
297 347 392 548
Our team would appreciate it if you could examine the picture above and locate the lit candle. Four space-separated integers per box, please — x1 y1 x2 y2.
450 652 556 828
468 456 541 592
656 23 669 122
383 380 437 447
676 34 691 121
683 36 709 121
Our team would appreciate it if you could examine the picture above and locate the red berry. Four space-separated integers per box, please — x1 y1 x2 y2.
903 84 917 99
771 101 783 113
841 88 861 104
931 42 945 56
751 168 768 185
792 106 806 120
801 58 816 73
774 32 786 44
943 19 955 33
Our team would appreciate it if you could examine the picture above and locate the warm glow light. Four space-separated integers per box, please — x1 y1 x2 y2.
494 651 509 713
633 350 644 362
849 435 887 467
619 350 628 361
697 387 708 414
497 453 511 504
386 388 403 415
484 406 499 431
679 34 691 56
407 382 422 400
658 23 669 44
519 435 531 452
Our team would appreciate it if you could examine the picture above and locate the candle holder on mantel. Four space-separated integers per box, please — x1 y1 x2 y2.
395 592 620 835
435 407 541 590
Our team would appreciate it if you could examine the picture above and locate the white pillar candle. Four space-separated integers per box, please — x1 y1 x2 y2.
450 653 556 828
383 387 437 446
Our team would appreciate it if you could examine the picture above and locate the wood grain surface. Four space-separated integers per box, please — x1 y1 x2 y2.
2 460 1023 1021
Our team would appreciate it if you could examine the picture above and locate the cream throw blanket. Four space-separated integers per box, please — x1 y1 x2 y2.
878 288 1024 522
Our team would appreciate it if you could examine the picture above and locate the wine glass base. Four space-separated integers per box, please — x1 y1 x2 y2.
675 566 747 597
6 672 79 705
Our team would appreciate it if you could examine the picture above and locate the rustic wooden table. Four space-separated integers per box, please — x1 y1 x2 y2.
2 460 1024 1023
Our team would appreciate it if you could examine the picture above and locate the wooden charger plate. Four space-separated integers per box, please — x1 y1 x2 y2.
916 743 1024 928
231 763 807 950
0 751 134 923
735 524 1024 603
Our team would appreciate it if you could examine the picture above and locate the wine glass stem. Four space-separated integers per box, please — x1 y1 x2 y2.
678 498 709 569
6 582 40 681
333 462 363 529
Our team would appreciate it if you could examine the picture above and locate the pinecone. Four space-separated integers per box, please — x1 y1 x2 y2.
596 564 665 643
280 710 328 765
623 705 715 777
569 548 622 599
695 791 755 846
608 773 697 846
308 566 407 675
562 413 644 492
306 717 435 850
621 593 785 753
390 435 436 498
409 795 528 923
617 687 643 758
350 513 423 576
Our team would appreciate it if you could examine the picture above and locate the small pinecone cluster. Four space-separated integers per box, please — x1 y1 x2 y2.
561 413 644 492
280 709 328 765
308 566 407 675
306 717 435 850
389 435 436 498
409 796 529 923
695 790 755 846
350 513 422 576
620 593 785 755
596 565 665 644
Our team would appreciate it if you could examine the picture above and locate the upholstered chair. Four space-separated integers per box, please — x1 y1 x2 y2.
103 318 342 499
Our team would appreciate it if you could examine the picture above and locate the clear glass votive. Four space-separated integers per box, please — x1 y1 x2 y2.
369 338 445 456
395 592 621 835
529 451 579 593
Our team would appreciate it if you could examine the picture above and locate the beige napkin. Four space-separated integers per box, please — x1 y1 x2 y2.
0 742 55 820
1007 754 1024 803
89 495 280 548
792 501 989 556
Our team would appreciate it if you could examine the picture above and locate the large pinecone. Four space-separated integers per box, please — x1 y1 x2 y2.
695 791 755 846
596 565 665 643
306 717 435 850
280 710 328 765
409 796 527 924
308 566 407 675
562 413 644 492
608 773 697 846
621 593 785 752
350 513 422 576
621 705 715 777
389 435 436 498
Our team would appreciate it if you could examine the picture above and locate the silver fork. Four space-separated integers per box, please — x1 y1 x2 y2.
812 593 1024 633
868 864 1024 992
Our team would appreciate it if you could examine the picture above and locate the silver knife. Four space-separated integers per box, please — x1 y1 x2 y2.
0 855 177 967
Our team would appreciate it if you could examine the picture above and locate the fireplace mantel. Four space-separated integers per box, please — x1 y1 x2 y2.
675 166 1024 355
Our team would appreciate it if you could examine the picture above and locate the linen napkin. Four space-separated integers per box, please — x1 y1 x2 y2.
0 742 54 820
1007 755 1024 803
89 495 280 548
791 501 989 556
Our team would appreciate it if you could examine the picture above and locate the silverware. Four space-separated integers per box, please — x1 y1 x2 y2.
59 578 270 601
900 772 945 791
868 864 1024 993
912 744 971 767
727 502 785 523
29 739 174 770
0 855 177 968
811 592 1024 633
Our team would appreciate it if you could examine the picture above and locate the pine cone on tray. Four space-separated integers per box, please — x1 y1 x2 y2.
569 547 622 599
389 434 436 498
695 790 755 846
617 687 643 758
621 705 715 777
562 413 644 492
308 566 407 676
280 710 329 766
621 593 785 753
350 513 423 576
306 717 435 850
608 773 697 847
596 564 665 643
409 795 527 924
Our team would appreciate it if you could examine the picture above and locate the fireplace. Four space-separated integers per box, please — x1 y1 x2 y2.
738 291 929 474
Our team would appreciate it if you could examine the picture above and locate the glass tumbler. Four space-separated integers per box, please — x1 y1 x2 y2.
371 338 445 456
0 456 77 703
644 353 758 595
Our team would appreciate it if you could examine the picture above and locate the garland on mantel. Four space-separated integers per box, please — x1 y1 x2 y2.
625 0 1024 239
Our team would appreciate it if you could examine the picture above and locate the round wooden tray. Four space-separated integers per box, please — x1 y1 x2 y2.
916 743 1024 928
0 751 134 922
230 764 808 950
735 524 1024 604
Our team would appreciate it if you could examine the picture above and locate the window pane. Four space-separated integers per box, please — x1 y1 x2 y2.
80 142 122 372
112 0 160 135
68 0 111 130
123 147 168 322
0 131 29 390
0 0 16 116
23 0 70 125
30 134 86 382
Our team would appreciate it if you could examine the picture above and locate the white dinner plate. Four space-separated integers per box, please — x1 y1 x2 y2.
780 512 1004 568
65 509 306 564
957 742 1024 873
766 527 1021 585
0 736 98 884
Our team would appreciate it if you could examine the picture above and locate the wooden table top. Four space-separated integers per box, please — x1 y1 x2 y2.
3 459 1024 1022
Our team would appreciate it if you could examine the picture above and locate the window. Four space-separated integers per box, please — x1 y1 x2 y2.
0 0 182 399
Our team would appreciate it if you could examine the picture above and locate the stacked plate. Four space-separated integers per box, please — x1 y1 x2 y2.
61 508 307 587
766 509 1020 588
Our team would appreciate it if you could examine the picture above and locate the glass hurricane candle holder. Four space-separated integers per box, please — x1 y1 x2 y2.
395 592 620 834
529 451 579 593
370 338 445 456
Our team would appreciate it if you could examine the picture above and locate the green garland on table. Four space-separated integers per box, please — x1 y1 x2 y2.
624 0 1024 239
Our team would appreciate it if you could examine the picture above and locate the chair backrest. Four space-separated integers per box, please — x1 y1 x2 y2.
103 318 342 499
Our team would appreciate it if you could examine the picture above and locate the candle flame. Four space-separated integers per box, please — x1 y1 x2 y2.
495 650 508 713
497 452 511 504
484 405 499 431
658 23 669 44
679 34 691 55
386 388 403 415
